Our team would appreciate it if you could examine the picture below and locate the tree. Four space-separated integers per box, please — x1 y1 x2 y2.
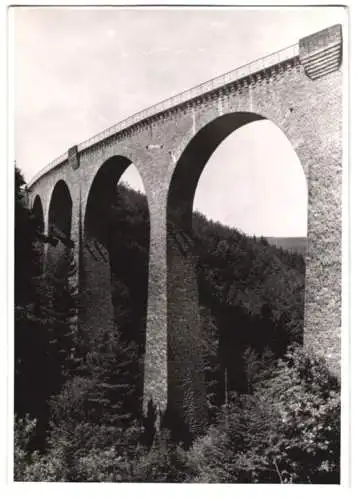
187 345 340 484
15 166 82 450
14 166 52 449
15 166 37 304
46 245 82 385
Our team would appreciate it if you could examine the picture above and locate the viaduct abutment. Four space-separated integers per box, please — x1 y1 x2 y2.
28 24 343 437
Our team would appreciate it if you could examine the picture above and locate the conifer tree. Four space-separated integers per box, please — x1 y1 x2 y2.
15 166 37 304
85 320 142 430
14 166 54 449
47 244 82 384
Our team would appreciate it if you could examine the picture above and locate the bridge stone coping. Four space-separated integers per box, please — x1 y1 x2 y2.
28 41 301 189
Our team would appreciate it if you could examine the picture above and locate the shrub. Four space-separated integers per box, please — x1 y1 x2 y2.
14 414 63 481
14 414 37 481
75 447 132 482
187 345 340 484
133 430 195 482
14 346 340 484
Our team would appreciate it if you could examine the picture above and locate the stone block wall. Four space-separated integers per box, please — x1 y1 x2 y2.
167 228 208 437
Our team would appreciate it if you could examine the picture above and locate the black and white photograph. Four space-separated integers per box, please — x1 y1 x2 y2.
8 1 349 486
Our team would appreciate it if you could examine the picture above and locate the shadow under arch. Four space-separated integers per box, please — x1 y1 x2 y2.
166 111 307 442
32 195 44 232
32 195 45 274
84 156 132 243
47 180 73 277
81 155 150 423
48 180 73 240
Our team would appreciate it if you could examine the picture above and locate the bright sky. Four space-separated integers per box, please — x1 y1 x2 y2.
13 5 345 236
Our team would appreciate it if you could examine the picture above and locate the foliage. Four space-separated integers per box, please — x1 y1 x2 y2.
107 187 306 420
79 333 141 429
14 414 38 481
132 431 195 483
14 411 140 482
47 246 81 381
75 447 133 482
186 345 340 484
15 167 36 305
14 166 81 449
15 166 52 448
15 181 339 484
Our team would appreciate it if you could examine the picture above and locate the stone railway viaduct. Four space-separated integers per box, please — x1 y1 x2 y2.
28 25 343 437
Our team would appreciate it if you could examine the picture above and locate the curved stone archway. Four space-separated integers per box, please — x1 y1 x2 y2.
168 112 266 230
48 180 72 239
166 111 308 438
80 156 150 418
32 194 44 229
47 180 73 276
32 194 45 274
80 156 133 348
80 156 150 394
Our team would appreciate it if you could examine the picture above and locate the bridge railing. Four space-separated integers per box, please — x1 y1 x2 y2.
77 43 299 153
29 42 299 187
29 152 68 187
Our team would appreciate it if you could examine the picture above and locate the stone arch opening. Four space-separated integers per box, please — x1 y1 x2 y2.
82 156 150 423
47 180 73 276
48 180 72 240
32 195 44 233
166 111 307 439
192 119 307 238
168 113 264 230
32 195 45 274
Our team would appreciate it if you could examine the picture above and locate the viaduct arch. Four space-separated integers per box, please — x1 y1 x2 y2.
27 25 343 437
32 194 44 231
32 195 45 274
80 156 149 351
46 180 73 278
166 111 306 435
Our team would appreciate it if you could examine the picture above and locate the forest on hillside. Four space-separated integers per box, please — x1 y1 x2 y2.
14 168 340 483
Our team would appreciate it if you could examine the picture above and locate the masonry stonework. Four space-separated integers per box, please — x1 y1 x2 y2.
28 24 343 437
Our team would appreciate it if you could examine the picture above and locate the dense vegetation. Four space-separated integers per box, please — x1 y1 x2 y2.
14 169 340 483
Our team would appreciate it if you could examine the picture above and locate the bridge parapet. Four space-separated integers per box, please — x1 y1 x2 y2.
28 42 299 188
29 154 68 188
76 43 299 153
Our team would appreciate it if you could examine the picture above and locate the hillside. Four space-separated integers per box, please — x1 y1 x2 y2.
108 186 306 410
266 236 307 255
